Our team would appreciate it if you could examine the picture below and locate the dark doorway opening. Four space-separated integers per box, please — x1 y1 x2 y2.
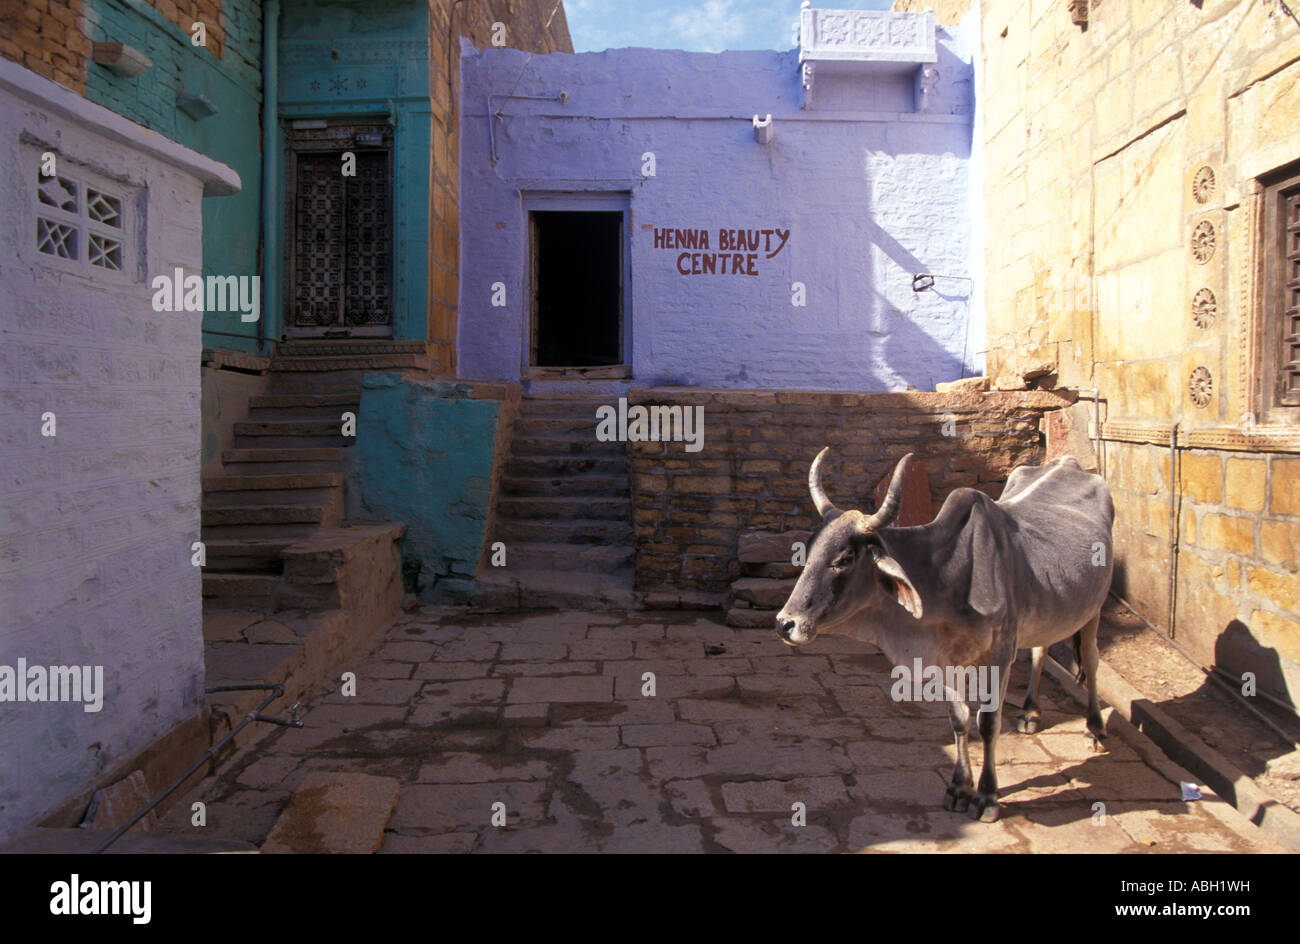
531 210 622 366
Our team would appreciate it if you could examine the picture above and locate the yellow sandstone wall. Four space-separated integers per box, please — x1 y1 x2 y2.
425 0 572 373
896 0 1300 701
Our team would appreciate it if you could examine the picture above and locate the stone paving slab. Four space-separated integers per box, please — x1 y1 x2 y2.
161 608 1286 853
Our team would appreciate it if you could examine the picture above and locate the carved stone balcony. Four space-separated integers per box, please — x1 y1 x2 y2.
796 4 937 110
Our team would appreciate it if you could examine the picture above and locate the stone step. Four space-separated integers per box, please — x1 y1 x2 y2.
493 516 633 545
202 571 282 610
204 472 342 492
234 435 354 450
268 375 364 394
511 434 626 457
204 486 341 510
504 454 628 477
248 394 360 420
493 541 634 572
515 414 604 435
201 537 293 573
222 447 349 474
249 393 361 409
519 396 615 416
730 577 797 609
498 495 629 520
471 568 636 610
262 772 400 854
726 606 778 628
272 353 430 371
499 474 629 497
204 503 330 525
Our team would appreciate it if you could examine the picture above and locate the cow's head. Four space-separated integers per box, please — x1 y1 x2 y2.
776 448 923 646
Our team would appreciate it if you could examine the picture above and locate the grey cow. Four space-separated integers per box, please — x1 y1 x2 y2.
775 450 1115 822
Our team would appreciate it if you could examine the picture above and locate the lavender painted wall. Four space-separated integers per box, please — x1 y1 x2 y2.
458 22 979 391
0 60 238 839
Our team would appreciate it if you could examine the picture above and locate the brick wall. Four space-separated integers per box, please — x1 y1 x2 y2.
0 1 91 93
0 0 233 94
628 387 1070 599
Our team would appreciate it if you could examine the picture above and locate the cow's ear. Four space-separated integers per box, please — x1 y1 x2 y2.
874 554 923 619
964 502 1006 618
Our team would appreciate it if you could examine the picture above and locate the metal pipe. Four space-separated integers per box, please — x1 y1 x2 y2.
260 0 280 354
91 684 300 853
1168 422 1180 639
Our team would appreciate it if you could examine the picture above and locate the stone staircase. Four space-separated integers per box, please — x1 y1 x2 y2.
472 394 636 609
199 342 414 746
203 341 426 613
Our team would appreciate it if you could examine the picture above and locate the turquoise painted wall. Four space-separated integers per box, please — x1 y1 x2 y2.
350 374 499 601
85 0 265 354
279 0 431 343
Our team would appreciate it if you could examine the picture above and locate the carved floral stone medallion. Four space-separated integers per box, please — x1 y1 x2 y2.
1192 165 1215 205
1189 366 1213 407
1191 220 1216 264
1191 287 1217 329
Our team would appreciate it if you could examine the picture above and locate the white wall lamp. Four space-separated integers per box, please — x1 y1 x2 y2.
91 42 152 78
753 114 773 145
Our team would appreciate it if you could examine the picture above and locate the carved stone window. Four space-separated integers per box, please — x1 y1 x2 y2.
1261 164 1300 410
33 164 130 277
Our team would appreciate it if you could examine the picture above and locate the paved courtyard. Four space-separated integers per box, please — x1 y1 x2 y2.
165 608 1280 853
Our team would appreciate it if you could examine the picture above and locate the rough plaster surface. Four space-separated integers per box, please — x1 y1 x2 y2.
348 374 499 599
0 67 225 839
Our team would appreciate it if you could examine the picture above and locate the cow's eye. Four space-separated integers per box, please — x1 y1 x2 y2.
831 553 853 570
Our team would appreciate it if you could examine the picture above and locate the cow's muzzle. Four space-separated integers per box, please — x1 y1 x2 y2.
776 614 814 646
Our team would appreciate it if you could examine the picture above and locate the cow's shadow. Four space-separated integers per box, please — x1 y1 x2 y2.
829 649 1209 853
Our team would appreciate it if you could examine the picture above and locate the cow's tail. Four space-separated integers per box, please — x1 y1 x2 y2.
1072 631 1086 685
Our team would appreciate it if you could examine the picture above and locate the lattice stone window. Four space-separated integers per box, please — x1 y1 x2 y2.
34 167 128 275
1262 166 1300 409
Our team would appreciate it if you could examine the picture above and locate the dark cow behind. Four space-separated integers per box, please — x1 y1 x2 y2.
776 450 1115 822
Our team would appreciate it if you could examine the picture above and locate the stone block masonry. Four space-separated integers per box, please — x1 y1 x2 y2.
628 387 1070 596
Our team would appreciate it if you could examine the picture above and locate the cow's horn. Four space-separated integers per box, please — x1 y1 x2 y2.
861 453 913 532
808 447 837 518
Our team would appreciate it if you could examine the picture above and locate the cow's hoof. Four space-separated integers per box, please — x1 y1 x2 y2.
1016 714 1039 734
943 786 972 813
1085 730 1108 753
969 796 1001 823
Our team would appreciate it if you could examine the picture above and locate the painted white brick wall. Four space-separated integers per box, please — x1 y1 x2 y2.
0 61 237 839
458 30 981 391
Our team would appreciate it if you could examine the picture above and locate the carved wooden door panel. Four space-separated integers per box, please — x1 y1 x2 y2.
286 123 393 337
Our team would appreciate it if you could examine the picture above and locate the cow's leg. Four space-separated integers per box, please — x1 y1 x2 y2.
1016 646 1045 734
1076 613 1107 752
943 694 974 813
971 655 1013 823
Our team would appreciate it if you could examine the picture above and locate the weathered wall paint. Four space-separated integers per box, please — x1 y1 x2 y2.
458 32 978 391
347 374 499 600
84 0 265 353
0 62 234 839
278 0 431 344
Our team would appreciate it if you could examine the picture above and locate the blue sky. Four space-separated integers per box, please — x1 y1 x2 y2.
563 0 896 53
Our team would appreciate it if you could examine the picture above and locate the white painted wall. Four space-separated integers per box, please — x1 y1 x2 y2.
0 59 238 839
458 34 977 391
